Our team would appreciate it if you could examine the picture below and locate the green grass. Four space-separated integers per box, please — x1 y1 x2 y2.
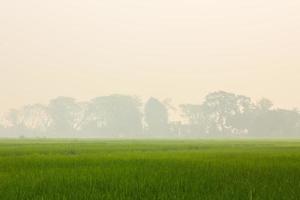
0 139 300 200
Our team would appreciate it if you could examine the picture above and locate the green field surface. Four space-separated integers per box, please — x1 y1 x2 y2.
0 139 299 200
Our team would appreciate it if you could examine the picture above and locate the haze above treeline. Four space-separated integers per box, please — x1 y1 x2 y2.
0 91 299 138
1 1 300 112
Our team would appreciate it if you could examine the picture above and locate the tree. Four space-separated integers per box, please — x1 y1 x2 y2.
257 98 273 111
201 91 254 136
17 104 52 133
144 98 169 136
0 114 5 136
48 97 79 135
84 95 143 137
180 104 207 136
248 107 300 137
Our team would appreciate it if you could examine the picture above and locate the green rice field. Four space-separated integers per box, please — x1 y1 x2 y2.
0 139 299 200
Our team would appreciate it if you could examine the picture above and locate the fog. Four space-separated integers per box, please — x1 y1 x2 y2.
1 0 300 110
0 92 299 138
0 0 300 137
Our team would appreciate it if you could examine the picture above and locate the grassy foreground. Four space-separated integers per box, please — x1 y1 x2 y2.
0 139 299 200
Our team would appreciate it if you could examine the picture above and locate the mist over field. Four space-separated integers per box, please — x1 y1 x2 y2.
1 0 300 111
1 1 300 200
0 91 299 138
1 1 300 139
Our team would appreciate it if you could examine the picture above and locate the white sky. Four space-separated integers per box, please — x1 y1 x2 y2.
0 0 300 111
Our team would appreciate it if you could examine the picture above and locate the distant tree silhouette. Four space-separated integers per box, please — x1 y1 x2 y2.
6 109 19 129
201 91 254 136
48 97 79 135
180 104 206 136
144 98 169 136
0 92 299 138
84 95 143 137
248 106 300 137
256 98 273 111
3 104 52 137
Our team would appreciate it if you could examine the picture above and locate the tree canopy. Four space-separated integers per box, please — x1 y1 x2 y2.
0 92 299 138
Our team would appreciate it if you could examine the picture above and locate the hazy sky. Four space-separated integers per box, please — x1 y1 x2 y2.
0 0 300 111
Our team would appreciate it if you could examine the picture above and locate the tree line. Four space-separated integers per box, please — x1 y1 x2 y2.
0 91 299 138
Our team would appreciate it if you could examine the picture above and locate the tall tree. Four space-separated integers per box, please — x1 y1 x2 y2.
86 95 143 137
144 98 169 136
180 104 207 136
201 91 254 136
48 97 79 135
